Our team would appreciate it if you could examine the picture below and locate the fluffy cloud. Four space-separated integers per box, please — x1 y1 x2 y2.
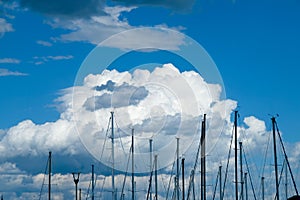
0 64 299 199
51 6 135 45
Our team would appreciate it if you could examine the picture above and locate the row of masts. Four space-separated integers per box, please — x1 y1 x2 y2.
42 110 299 200
107 111 299 200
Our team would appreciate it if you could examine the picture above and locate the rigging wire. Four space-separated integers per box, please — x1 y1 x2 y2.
96 116 111 197
160 159 174 199
275 121 299 196
243 148 258 200
165 152 177 200
120 145 132 200
261 127 271 176
221 124 234 199
38 155 49 200
212 168 220 200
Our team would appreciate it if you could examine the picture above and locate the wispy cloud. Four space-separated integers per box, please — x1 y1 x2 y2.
112 0 195 12
47 55 73 60
32 55 73 65
0 58 20 64
36 40 53 47
0 68 28 77
0 18 14 34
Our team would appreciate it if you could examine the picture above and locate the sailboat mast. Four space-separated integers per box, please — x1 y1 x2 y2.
150 139 153 200
176 138 180 200
285 160 288 200
182 158 185 200
155 155 158 200
92 164 94 200
272 117 280 200
261 176 265 200
239 142 244 200
244 173 248 200
219 165 223 200
234 111 239 200
111 111 116 200
49 151 51 200
201 114 207 200
132 128 135 200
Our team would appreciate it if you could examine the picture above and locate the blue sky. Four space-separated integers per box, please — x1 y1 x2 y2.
1 0 299 140
0 0 300 199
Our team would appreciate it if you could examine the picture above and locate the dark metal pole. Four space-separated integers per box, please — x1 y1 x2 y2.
176 138 180 200
261 177 265 200
72 172 80 200
111 111 116 200
49 151 51 200
285 160 288 200
239 142 244 200
244 173 248 200
155 155 158 200
219 166 222 200
182 158 185 200
272 117 280 200
150 139 153 200
234 111 239 200
79 188 81 200
132 128 135 200
92 164 94 200
201 114 206 200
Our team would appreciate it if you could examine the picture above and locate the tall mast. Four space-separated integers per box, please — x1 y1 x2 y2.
285 160 288 200
92 164 95 200
219 166 222 200
234 111 239 200
155 155 158 200
244 173 248 200
182 158 185 200
261 177 265 200
49 151 51 200
272 117 280 200
239 142 244 200
132 128 135 200
150 139 153 200
201 114 207 200
176 138 180 200
111 111 116 200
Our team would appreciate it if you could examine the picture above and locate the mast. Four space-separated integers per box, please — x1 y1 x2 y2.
150 139 153 200
111 111 116 200
49 151 51 200
244 173 248 200
79 188 81 200
182 158 185 200
272 117 280 200
201 114 207 200
239 142 244 200
219 166 222 200
285 160 288 200
155 155 158 200
92 164 95 200
132 128 135 200
176 138 180 200
261 177 265 200
234 111 239 200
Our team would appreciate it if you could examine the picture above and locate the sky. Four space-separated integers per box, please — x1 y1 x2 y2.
0 0 300 199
